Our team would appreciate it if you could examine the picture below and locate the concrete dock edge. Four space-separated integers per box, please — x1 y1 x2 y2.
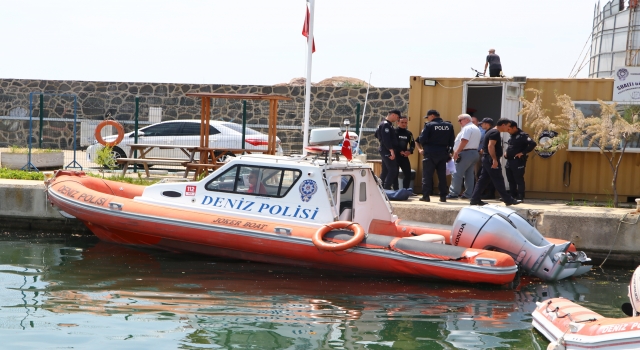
2 180 640 266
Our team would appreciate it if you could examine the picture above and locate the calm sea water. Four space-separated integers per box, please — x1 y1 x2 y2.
0 233 633 350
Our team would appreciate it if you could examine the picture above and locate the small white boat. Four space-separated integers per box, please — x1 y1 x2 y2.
533 266 640 349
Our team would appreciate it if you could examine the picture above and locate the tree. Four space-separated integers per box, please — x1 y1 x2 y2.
519 89 640 207
95 144 117 178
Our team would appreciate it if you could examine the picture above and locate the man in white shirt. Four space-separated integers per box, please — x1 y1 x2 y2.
471 115 485 181
447 114 481 199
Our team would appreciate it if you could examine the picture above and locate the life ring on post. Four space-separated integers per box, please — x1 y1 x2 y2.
95 120 125 147
312 221 365 251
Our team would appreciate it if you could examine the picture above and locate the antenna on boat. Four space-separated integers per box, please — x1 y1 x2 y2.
301 0 316 156
354 72 372 155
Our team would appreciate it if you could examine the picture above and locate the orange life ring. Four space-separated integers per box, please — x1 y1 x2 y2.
312 221 365 251
95 120 125 147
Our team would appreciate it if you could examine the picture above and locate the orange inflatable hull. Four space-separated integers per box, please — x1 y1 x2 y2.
46 171 518 285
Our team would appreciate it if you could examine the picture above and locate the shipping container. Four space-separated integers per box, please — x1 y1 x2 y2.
407 76 640 204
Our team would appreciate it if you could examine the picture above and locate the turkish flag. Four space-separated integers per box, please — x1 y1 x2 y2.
342 130 352 161
302 6 316 53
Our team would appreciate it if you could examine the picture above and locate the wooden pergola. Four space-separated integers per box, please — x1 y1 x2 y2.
184 92 292 178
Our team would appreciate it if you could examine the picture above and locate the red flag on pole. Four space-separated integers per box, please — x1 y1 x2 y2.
302 6 316 53
342 130 352 161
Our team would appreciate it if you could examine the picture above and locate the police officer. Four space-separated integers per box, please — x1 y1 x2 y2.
505 120 537 201
376 109 401 190
469 118 521 206
418 109 455 202
394 116 415 191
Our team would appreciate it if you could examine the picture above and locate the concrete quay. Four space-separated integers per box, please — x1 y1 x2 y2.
2 179 640 266
394 196 640 266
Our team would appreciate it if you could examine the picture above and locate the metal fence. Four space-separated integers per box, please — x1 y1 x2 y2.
0 91 380 172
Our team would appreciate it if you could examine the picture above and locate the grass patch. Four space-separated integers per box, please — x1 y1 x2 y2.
0 168 159 186
8 146 61 154
0 167 45 180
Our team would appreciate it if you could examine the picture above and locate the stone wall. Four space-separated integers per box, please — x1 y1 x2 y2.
0 79 408 158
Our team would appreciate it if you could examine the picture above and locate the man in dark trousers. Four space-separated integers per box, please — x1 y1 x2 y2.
376 109 401 190
418 109 454 202
479 118 496 199
394 116 416 191
484 48 502 77
469 118 522 206
505 120 537 201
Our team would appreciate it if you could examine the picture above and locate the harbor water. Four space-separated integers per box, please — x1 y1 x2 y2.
0 233 633 349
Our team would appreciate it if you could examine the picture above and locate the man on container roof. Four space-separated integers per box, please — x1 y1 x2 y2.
484 49 503 78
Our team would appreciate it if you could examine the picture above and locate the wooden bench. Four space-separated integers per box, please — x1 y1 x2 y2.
117 158 189 177
117 158 188 164
141 157 193 162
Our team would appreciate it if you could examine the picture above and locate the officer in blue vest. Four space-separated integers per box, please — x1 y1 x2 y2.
505 120 537 201
394 116 416 191
418 110 455 202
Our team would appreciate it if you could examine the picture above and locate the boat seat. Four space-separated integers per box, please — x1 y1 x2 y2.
404 234 445 244
339 201 352 212
339 201 353 221
339 208 352 221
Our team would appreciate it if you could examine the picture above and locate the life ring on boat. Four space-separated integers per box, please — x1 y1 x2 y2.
94 120 124 147
312 221 365 251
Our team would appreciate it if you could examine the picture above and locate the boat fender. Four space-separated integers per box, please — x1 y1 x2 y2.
547 340 565 350
313 221 365 251
628 265 640 316
95 120 125 147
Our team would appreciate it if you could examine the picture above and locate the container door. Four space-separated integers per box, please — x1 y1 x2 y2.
499 82 525 189
501 82 523 125
331 174 355 222
351 172 373 231
463 81 504 121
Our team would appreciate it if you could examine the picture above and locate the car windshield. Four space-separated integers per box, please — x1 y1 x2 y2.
181 122 221 136
220 123 263 136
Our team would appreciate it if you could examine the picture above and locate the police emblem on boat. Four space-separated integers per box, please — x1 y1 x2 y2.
299 179 318 202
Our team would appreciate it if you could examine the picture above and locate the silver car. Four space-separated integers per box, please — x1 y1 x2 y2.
87 120 283 166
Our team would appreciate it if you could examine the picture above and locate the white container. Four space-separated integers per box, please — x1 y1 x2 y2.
149 107 162 124
309 128 343 146
0 152 64 169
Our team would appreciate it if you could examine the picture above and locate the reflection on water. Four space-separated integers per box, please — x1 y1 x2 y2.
0 234 634 349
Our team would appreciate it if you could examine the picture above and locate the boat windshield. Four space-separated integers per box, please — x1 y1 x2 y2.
205 165 301 197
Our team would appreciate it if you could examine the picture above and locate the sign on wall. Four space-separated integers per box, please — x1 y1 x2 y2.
613 67 640 101
535 130 558 158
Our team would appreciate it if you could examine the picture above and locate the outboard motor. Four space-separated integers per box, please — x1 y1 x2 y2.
480 206 550 246
451 205 592 282
484 205 592 279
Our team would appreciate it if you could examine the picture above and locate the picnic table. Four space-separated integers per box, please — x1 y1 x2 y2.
116 143 250 179
116 143 196 178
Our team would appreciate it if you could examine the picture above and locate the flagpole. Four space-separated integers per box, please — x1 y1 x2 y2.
302 0 314 156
